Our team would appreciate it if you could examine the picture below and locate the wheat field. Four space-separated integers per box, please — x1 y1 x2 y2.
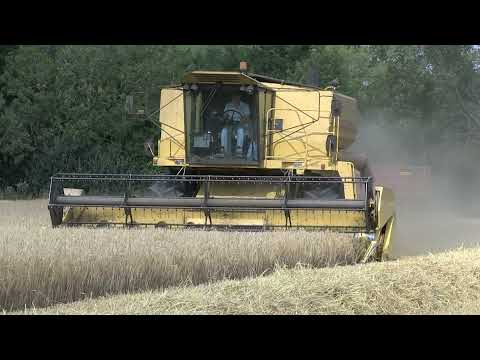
17 246 480 315
4 200 480 315
0 200 361 312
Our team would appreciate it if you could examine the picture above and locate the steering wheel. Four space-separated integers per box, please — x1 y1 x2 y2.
223 109 245 124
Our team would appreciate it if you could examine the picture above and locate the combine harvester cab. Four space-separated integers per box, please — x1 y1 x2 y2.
48 63 396 263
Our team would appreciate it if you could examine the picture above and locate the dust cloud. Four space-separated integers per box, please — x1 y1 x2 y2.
350 117 480 258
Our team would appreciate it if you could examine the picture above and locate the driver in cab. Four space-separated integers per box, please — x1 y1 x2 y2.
220 94 250 157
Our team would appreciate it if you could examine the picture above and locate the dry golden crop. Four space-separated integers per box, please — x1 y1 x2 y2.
0 200 361 312
17 246 480 315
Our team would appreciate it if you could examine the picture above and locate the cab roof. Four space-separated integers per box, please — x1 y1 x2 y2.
182 71 322 91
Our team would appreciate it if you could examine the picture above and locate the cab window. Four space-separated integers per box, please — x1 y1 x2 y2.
184 84 259 165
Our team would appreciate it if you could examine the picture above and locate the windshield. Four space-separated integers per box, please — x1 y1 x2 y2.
184 84 259 165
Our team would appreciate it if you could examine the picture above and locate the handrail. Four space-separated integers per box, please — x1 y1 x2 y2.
160 121 184 134
159 126 184 151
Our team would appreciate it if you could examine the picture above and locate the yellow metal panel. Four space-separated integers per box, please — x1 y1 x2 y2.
380 216 395 259
374 185 396 259
263 159 283 169
186 211 266 226
271 91 318 160
131 208 185 225
375 186 395 229
157 89 185 164
197 183 282 199
64 207 186 226
185 208 365 228
336 161 356 200
64 205 366 229
266 88 337 172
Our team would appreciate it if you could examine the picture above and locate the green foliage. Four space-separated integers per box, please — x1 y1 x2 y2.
0 45 17 76
0 46 187 192
1 45 479 194
244 45 311 78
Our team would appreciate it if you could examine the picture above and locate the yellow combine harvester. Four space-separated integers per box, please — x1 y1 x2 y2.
48 63 395 262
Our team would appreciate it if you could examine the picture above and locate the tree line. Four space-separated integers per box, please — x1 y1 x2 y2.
1 45 479 194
